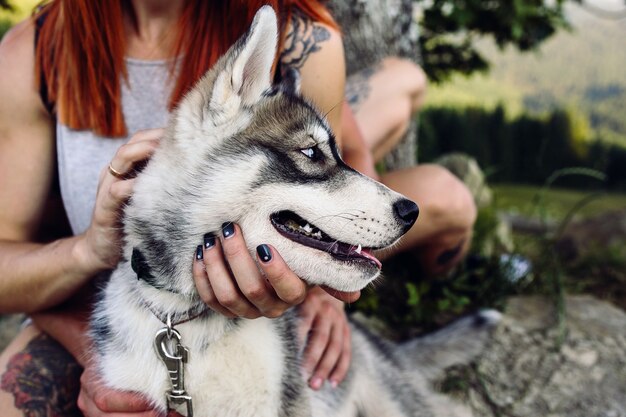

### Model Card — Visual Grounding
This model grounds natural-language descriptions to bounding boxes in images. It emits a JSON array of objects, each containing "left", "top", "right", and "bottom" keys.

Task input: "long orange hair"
[{"left": 35, "top": 0, "right": 337, "bottom": 137}]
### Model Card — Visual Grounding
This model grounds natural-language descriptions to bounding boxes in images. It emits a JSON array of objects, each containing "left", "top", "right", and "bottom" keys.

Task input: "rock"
[
  {"left": 0, "top": 314, "right": 24, "bottom": 352},
  {"left": 441, "top": 295, "right": 626, "bottom": 417},
  {"left": 556, "top": 209, "right": 626, "bottom": 262},
  {"left": 436, "top": 152, "right": 493, "bottom": 209}
]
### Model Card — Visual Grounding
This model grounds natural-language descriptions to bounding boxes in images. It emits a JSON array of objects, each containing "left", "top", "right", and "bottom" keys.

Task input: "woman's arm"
[
  {"left": 0, "top": 20, "right": 94, "bottom": 313},
  {"left": 0, "top": 21, "right": 160, "bottom": 314}
]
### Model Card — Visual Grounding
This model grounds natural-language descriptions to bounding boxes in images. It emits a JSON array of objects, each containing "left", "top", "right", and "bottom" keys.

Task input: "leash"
[{"left": 131, "top": 247, "right": 205, "bottom": 417}]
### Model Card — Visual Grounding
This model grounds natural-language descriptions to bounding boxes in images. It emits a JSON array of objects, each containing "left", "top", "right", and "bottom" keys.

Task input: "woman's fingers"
[
  {"left": 256, "top": 244, "right": 307, "bottom": 306},
  {"left": 108, "top": 137, "right": 160, "bottom": 179},
  {"left": 201, "top": 230, "right": 261, "bottom": 319},
  {"left": 192, "top": 223, "right": 309, "bottom": 319},
  {"left": 192, "top": 245, "right": 236, "bottom": 318},
  {"left": 219, "top": 223, "right": 290, "bottom": 317}
]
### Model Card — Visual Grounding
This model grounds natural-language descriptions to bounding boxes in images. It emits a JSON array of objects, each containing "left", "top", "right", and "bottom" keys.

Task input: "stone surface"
[
  {"left": 556, "top": 209, "right": 626, "bottom": 262},
  {"left": 0, "top": 314, "right": 24, "bottom": 352},
  {"left": 442, "top": 295, "right": 626, "bottom": 417}
]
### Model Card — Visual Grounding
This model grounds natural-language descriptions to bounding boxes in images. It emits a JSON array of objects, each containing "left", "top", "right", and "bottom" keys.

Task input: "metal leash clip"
[{"left": 154, "top": 315, "right": 193, "bottom": 417}]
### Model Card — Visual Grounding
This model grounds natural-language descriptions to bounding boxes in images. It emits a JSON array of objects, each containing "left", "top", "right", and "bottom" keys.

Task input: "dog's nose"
[{"left": 393, "top": 198, "right": 419, "bottom": 232}]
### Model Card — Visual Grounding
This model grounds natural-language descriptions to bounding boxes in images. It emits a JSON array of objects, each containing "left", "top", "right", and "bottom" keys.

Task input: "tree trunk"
[{"left": 328, "top": 0, "right": 421, "bottom": 169}]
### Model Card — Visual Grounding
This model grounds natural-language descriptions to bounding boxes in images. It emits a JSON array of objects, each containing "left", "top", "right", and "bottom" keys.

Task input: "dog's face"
[{"left": 127, "top": 7, "right": 418, "bottom": 294}]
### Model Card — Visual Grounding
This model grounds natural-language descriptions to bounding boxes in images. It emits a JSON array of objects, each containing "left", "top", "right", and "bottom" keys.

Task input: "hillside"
[{"left": 426, "top": 2, "right": 626, "bottom": 146}]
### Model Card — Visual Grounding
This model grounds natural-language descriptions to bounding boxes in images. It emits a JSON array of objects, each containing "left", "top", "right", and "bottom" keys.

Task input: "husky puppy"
[{"left": 91, "top": 6, "right": 499, "bottom": 417}]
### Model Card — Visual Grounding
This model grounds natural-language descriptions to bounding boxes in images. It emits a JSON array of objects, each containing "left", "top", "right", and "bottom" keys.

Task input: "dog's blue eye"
[{"left": 300, "top": 146, "right": 319, "bottom": 160}]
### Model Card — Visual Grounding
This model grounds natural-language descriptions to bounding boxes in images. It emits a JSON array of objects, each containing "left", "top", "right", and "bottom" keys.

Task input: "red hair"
[{"left": 35, "top": 0, "right": 337, "bottom": 137}]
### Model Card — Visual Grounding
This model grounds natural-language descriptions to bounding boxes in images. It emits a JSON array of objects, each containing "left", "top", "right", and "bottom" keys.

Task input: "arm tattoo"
[
  {"left": 1, "top": 333, "right": 82, "bottom": 417},
  {"left": 345, "top": 63, "right": 382, "bottom": 112},
  {"left": 280, "top": 9, "right": 331, "bottom": 71}
]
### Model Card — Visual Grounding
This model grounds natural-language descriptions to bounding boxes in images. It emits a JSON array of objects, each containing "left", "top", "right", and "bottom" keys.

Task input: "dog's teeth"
[
  {"left": 302, "top": 223, "right": 313, "bottom": 233},
  {"left": 355, "top": 244, "right": 362, "bottom": 254}
]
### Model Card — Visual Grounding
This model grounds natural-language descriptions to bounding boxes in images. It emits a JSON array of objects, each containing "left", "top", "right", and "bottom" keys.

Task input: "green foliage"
[
  {"left": 418, "top": 105, "right": 626, "bottom": 190},
  {"left": 0, "top": 0, "right": 12, "bottom": 11},
  {"left": 0, "top": 0, "right": 39, "bottom": 39},
  {"left": 417, "top": 0, "right": 578, "bottom": 81},
  {"left": 426, "top": 10, "right": 626, "bottom": 151}
]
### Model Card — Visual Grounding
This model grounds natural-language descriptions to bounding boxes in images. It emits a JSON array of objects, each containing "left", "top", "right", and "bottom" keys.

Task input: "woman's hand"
[
  {"left": 192, "top": 222, "right": 359, "bottom": 319},
  {"left": 76, "top": 129, "right": 162, "bottom": 273},
  {"left": 192, "top": 227, "right": 357, "bottom": 389},
  {"left": 298, "top": 287, "right": 353, "bottom": 390}
]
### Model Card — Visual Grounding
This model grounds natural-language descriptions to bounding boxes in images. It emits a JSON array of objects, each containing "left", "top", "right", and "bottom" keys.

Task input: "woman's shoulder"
[
  {"left": 279, "top": 8, "right": 343, "bottom": 72},
  {"left": 0, "top": 18, "right": 36, "bottom": 61},
  {"left": 0, "top": 17, "right": 50, "bottom": 122},
  {"left": 0, "top": 18, "right": 38, "bottom": 92}
]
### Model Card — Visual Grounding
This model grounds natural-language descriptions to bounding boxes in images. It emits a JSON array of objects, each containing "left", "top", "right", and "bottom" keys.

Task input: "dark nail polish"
[
  {"left": 256, "top": 244, "right": 272, "bottom": 263},
  {"left": 203, "top": 232, "right": 216, "bottom": 249},
  {"left": 195, "top": 245, "right": 203, "bottom": 261},
  {"left": 222, "top": 222, "right": 235, "bottom": 238}
]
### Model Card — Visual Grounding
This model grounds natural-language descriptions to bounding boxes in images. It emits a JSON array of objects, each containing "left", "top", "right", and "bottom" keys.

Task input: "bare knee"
[{"left": 423, "top": 165, "right": 477, "bottom": 232}]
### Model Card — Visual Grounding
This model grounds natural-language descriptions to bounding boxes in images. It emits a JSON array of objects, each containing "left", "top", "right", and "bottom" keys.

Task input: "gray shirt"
[{"left": 57, "top": 58, "right": 173, "bottom": 234}]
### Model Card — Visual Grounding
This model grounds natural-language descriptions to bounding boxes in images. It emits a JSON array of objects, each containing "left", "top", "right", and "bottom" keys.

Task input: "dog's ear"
[
  {"left": 210, "top": 6, "right": 278, "bottom": 109},
  {"left": 280, "top": 68, "right": 301, "bottom": 96}
]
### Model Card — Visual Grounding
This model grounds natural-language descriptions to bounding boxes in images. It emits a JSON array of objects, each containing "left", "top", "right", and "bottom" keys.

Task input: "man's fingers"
[
  {"left": 302, "top": 313, "right": 332, "bottom": 379},
  {"left": 329, "top": 323, "right": 352, "bottom": 386},
  {"left": 321, "top": 286, "right": 361, "bottom": 303},
  {"left": 309, "top": 319, "right": 344, "bottom": 389}
]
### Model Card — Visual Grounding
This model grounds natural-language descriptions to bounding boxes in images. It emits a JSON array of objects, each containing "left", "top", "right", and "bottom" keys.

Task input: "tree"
[
  {"left": 329, "top": 0, "right": 589, "bottom": 167},
  {"left": 418, "top": 0, "right": 582, "bottom": 82}
]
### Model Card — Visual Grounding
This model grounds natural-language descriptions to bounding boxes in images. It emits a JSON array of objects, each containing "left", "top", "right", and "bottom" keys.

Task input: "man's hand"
[{"left": 298, "top": 287, "right": 354, "bottom": 390}]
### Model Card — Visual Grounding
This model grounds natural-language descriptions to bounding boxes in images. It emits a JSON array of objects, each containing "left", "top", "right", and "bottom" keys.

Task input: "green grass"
[{"left": 492, "top": 183, "right": 626, "bottom": 221}]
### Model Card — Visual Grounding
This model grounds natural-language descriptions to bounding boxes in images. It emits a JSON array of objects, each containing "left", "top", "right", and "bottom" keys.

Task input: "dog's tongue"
[{"left": 349, "top": 246, "right": 382, "bottom": 269}]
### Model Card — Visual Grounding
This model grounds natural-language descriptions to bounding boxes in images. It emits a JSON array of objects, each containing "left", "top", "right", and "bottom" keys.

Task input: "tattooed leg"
[
  {"left": 1, "top": 328, "right": 82, "bottom": 417},
  {"left": 345, "top": 64, "right": 382, "bottom": 112}
]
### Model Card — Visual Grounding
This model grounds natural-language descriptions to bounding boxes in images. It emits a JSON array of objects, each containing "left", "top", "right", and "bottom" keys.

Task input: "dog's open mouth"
[{"left": 270, "top": 211, "right": 382, "bottom": 269}]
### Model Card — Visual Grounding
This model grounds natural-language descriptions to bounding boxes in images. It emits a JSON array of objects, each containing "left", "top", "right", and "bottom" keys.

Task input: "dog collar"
[{"left": 144, "top": 300, "right": 211, "bottom": 327}]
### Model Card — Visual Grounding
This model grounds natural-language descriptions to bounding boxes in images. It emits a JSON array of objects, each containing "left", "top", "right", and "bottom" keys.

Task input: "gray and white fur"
[{"left": 92, "top": 7, "right": 499, "bottom": 417}]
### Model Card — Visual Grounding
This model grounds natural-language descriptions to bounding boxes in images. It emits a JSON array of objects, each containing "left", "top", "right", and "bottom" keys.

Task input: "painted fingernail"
[
  {"left": 222, "top": 222, "right": 235, "bottom": 238},
  {"left": 310, "top": 377, "right": 323, "bottom": 390},
  {"left": 195, "top": 245, "right": 203, "bottom": 261},
  {"left": 203, "top": 232, "right": 216, "bottom": 249},
  {"left": 256, "top": 244, "right": 272, "bottom": 263}
]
